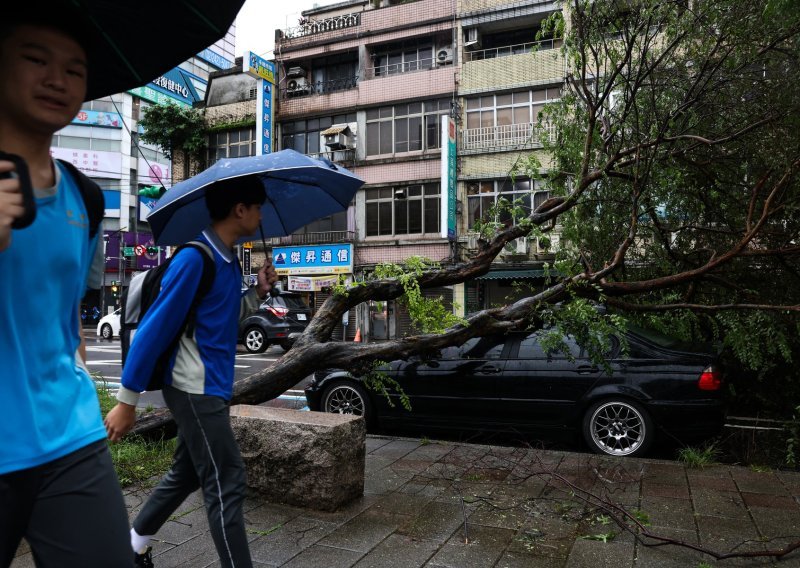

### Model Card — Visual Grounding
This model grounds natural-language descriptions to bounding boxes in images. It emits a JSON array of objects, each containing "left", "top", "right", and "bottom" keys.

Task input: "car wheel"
[
  {"left": 278, "top": 340, "right": 293, "bottom": 352},
  {"left": 321, "top": 380, "right": 374, "bottom": 426},
  {"left": 101, "top": 323, "right": 113, "bottom": 340},
  {"left": 583, "top": 399, "right": 653, "bottom": 457},
  {"left": 244, "top": 327, "right": 268, "bottom": 353}
]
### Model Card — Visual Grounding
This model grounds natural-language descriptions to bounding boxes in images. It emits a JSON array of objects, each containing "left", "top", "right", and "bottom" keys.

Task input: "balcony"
[
  {"left": 461, "top": 122, "right": 556, "bottom": 152},
  {"left": 461, "top": 46, "right": 565, "bottom": 94},
  {"left": 279, "top": 76, "right": 359, "bottom": 101},
  {"left": 280, "top": 12, "right": 361, "bottom": 41},
  {"left": 364, "top": 57, "right": 435, "bottom": 80},
  {"left": 465, "top": 38, "right": 561, "bottom": 62},
  {"left": 264, "top": 230, "right": 355, "bottom": 247}
]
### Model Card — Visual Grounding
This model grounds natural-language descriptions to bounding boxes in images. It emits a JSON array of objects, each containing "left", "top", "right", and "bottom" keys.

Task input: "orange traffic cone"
[{"left": 353, "top": 328, "right": 362, "bottom": 342}]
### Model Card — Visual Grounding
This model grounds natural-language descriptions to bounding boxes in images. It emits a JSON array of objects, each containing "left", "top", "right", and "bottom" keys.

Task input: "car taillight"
[
  {"left": 698, "top": 366, "right": 722, "bottom": 391},
  {"left": 266, "top": 306, "right": 289, "bottom": 318}
]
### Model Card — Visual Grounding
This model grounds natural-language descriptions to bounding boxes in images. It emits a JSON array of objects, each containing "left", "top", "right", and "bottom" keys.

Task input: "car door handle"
[
  {"left": 577, "top": 365, "right": 599, "bottom": 374},
  {"left": 477, "top": 365, "right": 501, "bottom": 374}
]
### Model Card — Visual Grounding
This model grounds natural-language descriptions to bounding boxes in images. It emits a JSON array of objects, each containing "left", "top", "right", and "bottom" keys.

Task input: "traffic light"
[
  {"left": 110, "top": 281, "right": 119, "bottom": 298},
  {"left": 139, "top": 185, "right": 166, "bottom": 199}
]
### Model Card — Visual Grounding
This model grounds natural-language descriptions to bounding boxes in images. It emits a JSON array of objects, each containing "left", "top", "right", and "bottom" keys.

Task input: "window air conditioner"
[
  {"left": 464, "top": 28, "right": 481, "bottom": 50},
  {"left": 436, "top": 47, "right": 454, "bottom": 65},
  {"left": 286, "top": 66, "right": 306, "bottom": 78},
  {"left": 514, "top": 237, "right": 529, "bottom": 255},
  {"left": 287, "top": 76, "right": 311, "bottom": 93}
]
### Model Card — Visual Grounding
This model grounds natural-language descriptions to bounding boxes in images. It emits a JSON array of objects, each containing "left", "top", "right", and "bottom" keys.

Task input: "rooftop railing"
[{"left": 281, "top": 12, "right": 361, "bottom": 40}]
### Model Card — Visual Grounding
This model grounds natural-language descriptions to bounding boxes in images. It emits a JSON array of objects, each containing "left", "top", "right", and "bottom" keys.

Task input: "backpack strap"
[
  {"left": 174, "top": 240, "right": 216, "bottom": 339},
  {"left": 56, "top": 159, "right": 104, "bottom": 239}
]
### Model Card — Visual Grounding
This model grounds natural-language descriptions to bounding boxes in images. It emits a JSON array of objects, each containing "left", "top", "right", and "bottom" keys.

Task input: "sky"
[{"left": 235, "top": 0, "right": 344, "bottom": 59}]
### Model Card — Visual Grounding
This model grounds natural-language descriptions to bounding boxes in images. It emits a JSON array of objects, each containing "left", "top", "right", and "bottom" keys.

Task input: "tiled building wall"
[
  {"left": 460, "top": 150, "right": 552, "bottom": 179},
  {"left": 205, "top": 101, "right": 255, "bottom": 127},
  {"left": 460, "top": 50, "right": 565, "bottom": 94},
  {"left": 352, "top": 157, "right": 442, "bottom": 185},
  {"left": 356, "top": 242, "right": 451, "bottom": 266}
]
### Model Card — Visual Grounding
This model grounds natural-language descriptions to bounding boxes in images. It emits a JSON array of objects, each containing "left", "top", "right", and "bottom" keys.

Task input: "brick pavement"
[{"left": 12, "top": 435, "right": 800, "bottom": 567}]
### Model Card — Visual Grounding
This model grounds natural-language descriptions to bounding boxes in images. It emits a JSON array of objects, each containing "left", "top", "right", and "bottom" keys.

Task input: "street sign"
[
  {"left": 134, "top": 245, "right": 146, "bottom": 256},
  {"left": 242, "top": 241, "right": 253, "bottom": 249},
  {"left": 123, "top": 247, "right": 135, "bottom": 257}
]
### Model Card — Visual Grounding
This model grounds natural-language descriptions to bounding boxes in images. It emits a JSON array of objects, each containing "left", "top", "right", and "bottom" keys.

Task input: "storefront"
[{"left": 273, "top": 243, "right": 356, "bottom": 341}]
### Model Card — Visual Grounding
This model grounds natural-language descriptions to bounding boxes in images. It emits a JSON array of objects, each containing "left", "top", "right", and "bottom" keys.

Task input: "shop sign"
[{"left": 273, "top": 243, "right": 353, "bottom": 275}]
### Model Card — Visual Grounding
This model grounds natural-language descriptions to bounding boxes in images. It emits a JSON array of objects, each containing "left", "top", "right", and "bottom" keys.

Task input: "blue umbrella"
[{"left": 147, "top": 150, "right": 364, "bottom": 246}]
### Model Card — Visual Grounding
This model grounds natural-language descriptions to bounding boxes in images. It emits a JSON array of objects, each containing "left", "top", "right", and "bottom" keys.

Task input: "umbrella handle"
[
  {"left": 0, "top": 152, "right": 36, "bottom": 229},
  {"left": 259, "top": 225, "right": 280, "bottom": 297}
]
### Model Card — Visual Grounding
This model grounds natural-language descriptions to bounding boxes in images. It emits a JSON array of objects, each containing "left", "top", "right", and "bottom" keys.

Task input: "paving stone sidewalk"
[{"left": 12, "top": 435, "right": 800, "bottom": 567}]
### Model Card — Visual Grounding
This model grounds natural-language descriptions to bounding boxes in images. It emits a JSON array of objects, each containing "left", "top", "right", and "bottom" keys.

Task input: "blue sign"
[
  {"left": 273, "top": 244, "right": 353, "bottom": 275},
  {"left": 196, "top": 48, "right": 233, "bottom": 70},
  {"left": 149, "top": 67, "right": 201, "bottom": 106},
  {"left": 259, "top": 80, "right": 272, "bottom": 154}
]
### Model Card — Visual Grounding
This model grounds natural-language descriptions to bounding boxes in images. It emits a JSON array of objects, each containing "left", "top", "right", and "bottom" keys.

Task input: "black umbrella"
[{"left": 13, "top": 1, "right": 245, "bottom": 100}]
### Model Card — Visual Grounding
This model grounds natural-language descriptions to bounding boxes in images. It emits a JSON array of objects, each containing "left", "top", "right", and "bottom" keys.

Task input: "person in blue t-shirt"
[
  {"left": 0, "top": 10, "right": 133, "bottom": 568},
  {"left": 104, "top": 176, "right": 278, "bottom": 568}
]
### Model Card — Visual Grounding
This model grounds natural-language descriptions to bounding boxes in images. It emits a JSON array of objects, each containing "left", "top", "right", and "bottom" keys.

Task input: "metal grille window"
[
  {"left": 365, "top": 183, "right": 440, "bottom": 237},
  {"left": 466, "top": 179, "right": 550, "bottom": 228},
  {"left": 372, "top": 41, "right": 434, "bottom": 76},
  {"left": 366, "top": 99, "right": 450, "bottom": 157},
  {"left": 207, "top": 127, "right": 256, "bottom": 165}
]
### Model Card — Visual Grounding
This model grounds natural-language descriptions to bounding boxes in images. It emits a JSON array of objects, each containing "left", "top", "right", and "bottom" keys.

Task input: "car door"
[
  {"left": 498, "top": 332, "right": 606, "bottom": 427},
  {"left": 384, "top": 335, "right": 508, "bottom": 426}
]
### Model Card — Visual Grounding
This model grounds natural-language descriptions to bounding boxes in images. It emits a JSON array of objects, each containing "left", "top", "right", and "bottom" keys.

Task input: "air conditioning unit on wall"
[
  {"left": 436, "top": 47, "right": 454, "bottom": 65},
  {"left": 464, "top": 28, "right": 481, "bottom": 50},
  {"left": 286, "top": 66, "right": 306, "bottom": 78},
  {"left": 287, "top": 76, "right": 311, "bottom": 93}
]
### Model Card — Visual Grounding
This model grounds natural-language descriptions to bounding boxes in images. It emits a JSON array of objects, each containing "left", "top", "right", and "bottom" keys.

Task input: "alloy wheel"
[
  {"left": 324, "top": 385, "right": 365, "bottom": 416},
  {"left": 588, "top": 401, "right": 647, "bottom": 456}
]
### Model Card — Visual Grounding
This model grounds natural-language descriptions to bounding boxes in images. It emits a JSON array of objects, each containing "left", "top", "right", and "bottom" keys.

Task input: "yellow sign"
[
  {"left": 242, "top": 241, "right": 253, "bottom": 249},
  {"left": 244, "top": 52, "right": 276, "bottom": 84}
]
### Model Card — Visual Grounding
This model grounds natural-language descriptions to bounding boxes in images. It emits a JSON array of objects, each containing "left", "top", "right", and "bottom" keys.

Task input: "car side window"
[
  {"left": 518, "top": 332, "right": 582, "bottom": 359},
  {"left": 460, "top": 336, "right": 505, "bottom": 360}
]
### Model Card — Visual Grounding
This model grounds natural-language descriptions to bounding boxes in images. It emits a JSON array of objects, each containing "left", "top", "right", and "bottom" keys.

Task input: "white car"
[{"left": 97, "top": 309, "right": 121, "bottom": 340}]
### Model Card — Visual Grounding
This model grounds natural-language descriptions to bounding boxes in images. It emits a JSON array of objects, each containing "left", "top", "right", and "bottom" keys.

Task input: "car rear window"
[
  {"left": 627, "top": 325, "right": 700, "bottom": 352},
  {"left": 274, "top": 295, "right": 308, "bottom": 310}
]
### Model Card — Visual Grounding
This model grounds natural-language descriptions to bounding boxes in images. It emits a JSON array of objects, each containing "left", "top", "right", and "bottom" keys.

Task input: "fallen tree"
[{"left": 131, "top": 0, "right": 800, "bottom": 440}]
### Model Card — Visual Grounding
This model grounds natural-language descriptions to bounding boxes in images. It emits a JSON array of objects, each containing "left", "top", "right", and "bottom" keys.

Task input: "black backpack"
[{"left": 120, "top": 241, "right": 216, "bottom": 391}]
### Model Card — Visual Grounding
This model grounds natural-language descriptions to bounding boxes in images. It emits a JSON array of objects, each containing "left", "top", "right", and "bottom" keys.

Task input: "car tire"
[
  {"left": 278, "top": 340, "right": 293, "bottom": 352},
  {"left": 321, "top": 380, "right": 374, "bottom": 426},
  {"left": 583, "top": 399, "right": 654, "bottom": 457},
  {"left": 244, "top": 326, "right": 268, "bottom": 353},
  {"left": 101, "top": 323, "right": 113, "bottom": 340}
]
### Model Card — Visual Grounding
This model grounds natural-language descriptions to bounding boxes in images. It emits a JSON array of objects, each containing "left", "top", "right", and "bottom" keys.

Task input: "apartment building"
[{"left": 272, "top": 0, "right": 458, "bottom": 340}]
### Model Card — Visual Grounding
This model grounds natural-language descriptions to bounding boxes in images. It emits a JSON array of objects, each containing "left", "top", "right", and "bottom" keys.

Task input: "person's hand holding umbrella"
[{"left": 255, "top": 259, "right": 279, "bottom": 300}]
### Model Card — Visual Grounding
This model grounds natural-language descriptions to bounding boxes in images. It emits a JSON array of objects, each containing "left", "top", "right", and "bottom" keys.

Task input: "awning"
[
  {"left": 321, "top": 124, "right": 351, "bottom": 136},
  {"left": 476, "top": 269, "right": 546, "bottom": 280}
]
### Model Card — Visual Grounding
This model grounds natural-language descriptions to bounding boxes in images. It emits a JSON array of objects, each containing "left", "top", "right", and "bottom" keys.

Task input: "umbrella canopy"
[
  {"left": 13, "top": 1, "right": 244, "bottom": 100},
  {"left": 147, "top": 150, "right": 364, "bottom": 246}
]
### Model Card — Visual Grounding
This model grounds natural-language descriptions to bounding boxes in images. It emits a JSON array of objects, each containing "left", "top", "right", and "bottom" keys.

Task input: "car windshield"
[{"left": 264, "top": 295, "right": 308, "bottom": 310}]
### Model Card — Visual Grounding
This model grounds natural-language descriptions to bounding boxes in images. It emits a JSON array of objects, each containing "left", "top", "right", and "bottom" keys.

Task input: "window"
[
  {"left": 365, "top": 183, "right": 440, "bottom": 237},
  {"left": 366, "top": 99, "right": 450, "bottom": 156},
  {"left": 372, "top": 40, "right": 434, "bottom": 76},
  {"left": 459, "top": 336, "right": 506, "bottom": 359},
  {"left": 207, "top": 128, "right": 256, "bottom": 165},
  {"left": 465, "top": 87, "right": 561, "bottom": 130},
  {"left": 52, "top": 134, "right": 121, "bottom": 153},
  {"left": 466, "top": 178, "right": 550, "bottom": 227},
  {"left": 81, "top": 97, "right": 122, "bottom": 113},
  {"left": 281, "top": 113, "right": 356, "bottom": 156}
]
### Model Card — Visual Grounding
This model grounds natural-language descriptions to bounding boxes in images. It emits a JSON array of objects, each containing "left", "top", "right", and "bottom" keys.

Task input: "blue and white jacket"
[{"left": 117, "top": 229, "right": 254, "bottom": 405}]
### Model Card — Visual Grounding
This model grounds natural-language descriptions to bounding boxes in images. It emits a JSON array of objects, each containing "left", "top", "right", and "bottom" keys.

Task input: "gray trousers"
[
  {"left": 0, "top": 439, "right": 133, "bottom": 568},
  {"left": 133, "top": 385, "right": 252, "bottom": 568}
]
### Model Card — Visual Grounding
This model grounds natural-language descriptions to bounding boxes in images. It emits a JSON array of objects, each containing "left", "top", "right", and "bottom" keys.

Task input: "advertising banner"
[
  {"left": 244, "top": 52, "right": 275, "bottom": 156},
  {"left": 440, "top": 117, "right": 457, "bottom": 240},
  {"left": 71, "top": 109, "right": 122, "bottom": 128},
  {"left": 50, "top": 147, "right": 122, "bottom": 177}
]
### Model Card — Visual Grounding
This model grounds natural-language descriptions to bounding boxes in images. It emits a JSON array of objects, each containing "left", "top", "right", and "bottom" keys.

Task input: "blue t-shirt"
[{"left": 0, "top": 162, "right": 105, "bottom": 475}]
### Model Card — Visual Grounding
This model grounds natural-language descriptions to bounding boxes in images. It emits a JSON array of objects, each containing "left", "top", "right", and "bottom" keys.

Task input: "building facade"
[{"left": 266, "top": 0, "right": 564, "bottom": 340}]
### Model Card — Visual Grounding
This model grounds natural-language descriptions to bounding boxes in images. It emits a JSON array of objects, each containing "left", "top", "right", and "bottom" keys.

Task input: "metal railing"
[
  {"left": 364, "top": 57, "right": 435, "bottom": 79},
  {"left": 466, "top": 39, "right": 559, "bottom": 62},
  {"left": 279, "top": 76, "right": 358, "bottom": 100},
  {"left": 281, "top": 13, "right": 361, "bottom": 39},
  {"left": 264, "top": 231, "right": 355, "bottom": 247},
  {"left": 307, "top": 149, "right": 356, "bottom": 164},
  {"left": 461, "top": 122, "right": 556, "bottom": 151}
]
